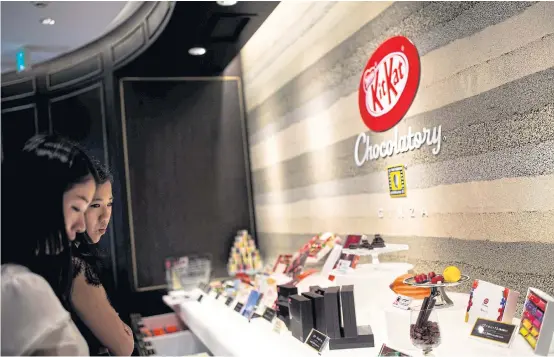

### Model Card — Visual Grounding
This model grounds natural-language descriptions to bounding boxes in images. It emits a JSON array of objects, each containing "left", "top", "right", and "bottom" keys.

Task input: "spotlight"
[
  {"left": 41, "top": 18, "right": 55, "bottom": 25},
  {"left": 188, "top": 47, "right": 206, "bottom": 56},
  {"left": 217, "top": 1, "right": 237, "bottom": 6}
]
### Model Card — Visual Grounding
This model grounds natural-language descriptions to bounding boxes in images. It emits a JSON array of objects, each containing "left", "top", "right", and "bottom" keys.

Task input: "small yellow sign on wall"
[{"left": 388, "top": 165, "right": 407, "bottom": 198}]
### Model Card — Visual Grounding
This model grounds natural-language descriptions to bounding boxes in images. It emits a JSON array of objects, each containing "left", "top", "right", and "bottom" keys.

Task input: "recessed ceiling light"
[
  {"left": 41, "top": 18, "right": 55, "bottom": 25},
  {"left": 188, "top": 47, "right": 206, "bottom": 56},
  {"left": 217, "top": 1, "right": 237, "bottom": 6}
]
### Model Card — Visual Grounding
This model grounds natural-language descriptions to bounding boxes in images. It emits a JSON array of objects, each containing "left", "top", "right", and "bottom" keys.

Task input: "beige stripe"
[
  {"left": 242, "top": 2, "right": 393, "bottom": 112},
  {"left": 249, "top": 3, "right": 554, "bottom": 170},
  {"left": 254, "top": 175, "right": 554, "bottom": 242},
  {"left": 256, "top": 212, "right": 554, "bottom": 244}
]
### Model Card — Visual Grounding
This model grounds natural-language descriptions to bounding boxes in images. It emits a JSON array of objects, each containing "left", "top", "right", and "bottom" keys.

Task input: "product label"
[
  {"left": 378, "top": 344, "right": 411, "bottom": 356},
  {"left": 393, "top": 295, "right": 412, "bottom": 310},
  {"left": 273, "top": 318, "right": 286, "bottom": 334},
  {"left": 305, "top": 328, "right": 329, "bottom": 354},
  {"left": 470, "top": 318, "right": 516, "bottom": 346},
  {"left": 262, "top": 307, "right": 276, "bottom": 323},
  {"left": 234, "top": 302, "right": 244, "bottom": 313}
]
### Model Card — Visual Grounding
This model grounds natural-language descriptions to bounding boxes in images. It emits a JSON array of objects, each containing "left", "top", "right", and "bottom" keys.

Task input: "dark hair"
[
  {"left": 93, "top": 159, "right": 113, "bottom": 185},
  {"left": 1, "top": 134, "right": 99, "bottom": 309}
]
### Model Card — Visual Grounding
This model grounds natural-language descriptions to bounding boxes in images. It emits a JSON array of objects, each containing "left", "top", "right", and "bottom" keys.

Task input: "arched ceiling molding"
[{"left": 1, "top": 1, "right": 175, "bottom": 100}]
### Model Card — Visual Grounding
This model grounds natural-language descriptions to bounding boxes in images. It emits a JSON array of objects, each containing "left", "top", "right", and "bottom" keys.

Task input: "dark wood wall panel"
[
  {"left": 1, "top": 104, "right": 39, "bottom": 160},
  {"left": 1, "top": 78, "right": 36, "bottom": 102},
  {"left": 121, "top": 78, "right": 252, "bottom": 290},
  {"left": 49, "top": 84, "right": 107, "bottom": 163}
]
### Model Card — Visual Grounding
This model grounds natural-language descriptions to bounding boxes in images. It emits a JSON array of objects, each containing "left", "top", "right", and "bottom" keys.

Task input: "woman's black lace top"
[{"left": 71, "top": 240, "right": 109, "bottom": 356}]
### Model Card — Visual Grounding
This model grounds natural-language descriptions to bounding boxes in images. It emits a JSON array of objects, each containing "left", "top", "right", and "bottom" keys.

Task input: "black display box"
[
  {"left": 302, "top": 291, "right": 325, "bottom": 333},
  {"left": 340, "top": 285, "right": 357, "bottom": 338},
  {"left": 329, "top": 325, "right": 374, "bottom": 350},
  {"left": 289, "top": 294, "right": 313, "bottom": 342},
  {"left": 322, "top": 286, "right": 341, "bottom": 339}
]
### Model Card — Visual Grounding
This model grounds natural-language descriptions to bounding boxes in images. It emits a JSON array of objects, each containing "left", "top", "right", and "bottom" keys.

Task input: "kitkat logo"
[{"left": 358, "top": 36, "right": 420, "bottom": 132}]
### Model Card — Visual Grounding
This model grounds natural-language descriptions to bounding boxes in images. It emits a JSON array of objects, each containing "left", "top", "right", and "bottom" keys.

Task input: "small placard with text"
[
  {"left": 305, "top": 329, "right": 329, "bottom": 354},
  {"left": 470, "top": 318, "right": 516, "bottom": 347},
  {"left": 393, "top": 295, "right": 412, "bottom": 310},
  {"left": 262, "top": 307, "right": 276, "bottom": 322},
  {"left": 234, "top": 302, "right": 244, "bottom": 313}
]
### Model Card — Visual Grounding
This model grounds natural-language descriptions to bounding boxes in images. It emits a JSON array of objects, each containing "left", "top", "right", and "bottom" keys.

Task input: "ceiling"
[
  {"left": 118, "top": 1, "right": 280, "bottom": 77},
  {"left": 1, "top": 1, "right": 143, "bottom": 73}
]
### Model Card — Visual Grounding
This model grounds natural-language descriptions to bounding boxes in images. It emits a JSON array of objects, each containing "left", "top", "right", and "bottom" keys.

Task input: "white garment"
[{"left": 1, "top": 264, "right": 89, "bottom": 356}]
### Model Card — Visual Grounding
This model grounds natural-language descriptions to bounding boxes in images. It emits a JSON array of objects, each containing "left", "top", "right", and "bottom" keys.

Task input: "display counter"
[{"left": 164, "top": 288, "right": 553, "bottom": 357}]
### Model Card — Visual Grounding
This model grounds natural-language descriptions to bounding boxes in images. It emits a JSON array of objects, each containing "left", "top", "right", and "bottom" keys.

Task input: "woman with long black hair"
[
  {"left": 71, "top": 162, "right": 134, "bottom": 356},
  {"left": 1, "top": 134, "right": 98, "bottom": 355}
]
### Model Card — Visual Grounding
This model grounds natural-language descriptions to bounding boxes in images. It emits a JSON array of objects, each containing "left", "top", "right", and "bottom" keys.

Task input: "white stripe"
[
  {"left": 242, "top": 2, "right": 336, "bottom": 88},
  {"left": 255, "top": 174, "right": 554, "bottom": 219},
  {"left": 243, "top": 2, "right": 393, "bottom": 112},
  {"left": 240, "top": 2, "right": 316, "bottom": 72},
  {"left": 249, "top": 3, "right": 554, "bottom": 171}
]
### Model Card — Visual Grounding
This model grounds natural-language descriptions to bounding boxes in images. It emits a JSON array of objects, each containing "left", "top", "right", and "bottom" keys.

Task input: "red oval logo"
[{"left": 358, "top": 36, "right": 420, "bottom": 132}]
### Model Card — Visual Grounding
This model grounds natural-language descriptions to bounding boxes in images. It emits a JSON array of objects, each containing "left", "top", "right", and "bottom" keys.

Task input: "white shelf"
[
  {"left": 164, "top": 290, "right": 551, "bottom": 357},
  {"left": 330, "top": 262, "right": 414, "bottom": 277},
  {"left": 342, "top": 243, "right": 408, "bottom": 263}
]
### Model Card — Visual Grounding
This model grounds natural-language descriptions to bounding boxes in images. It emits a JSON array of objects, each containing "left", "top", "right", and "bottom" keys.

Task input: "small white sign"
[
  {"left": 393, "top": 295, "right": 412, "bottom": 310},
  {"left": 336, "top": 259, "right": 352, "bottom": 273},
  {"left": 273, "top": 318, "right": 286, "bottom": 334}
]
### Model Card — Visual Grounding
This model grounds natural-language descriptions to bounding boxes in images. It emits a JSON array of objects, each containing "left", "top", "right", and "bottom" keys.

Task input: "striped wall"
[{"left": 239, "top": 2, "right": 554, "bottom": 303}]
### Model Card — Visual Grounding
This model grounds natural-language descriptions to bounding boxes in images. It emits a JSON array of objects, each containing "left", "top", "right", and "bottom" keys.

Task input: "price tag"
[
  {"left": 393, "top": 295, "right": 412, "bottom": 310},
  {"left": 262, "top": 307, "right": 276, "bottom": 322},
  {"left": 470, "top": 318, "right": 516, "bottom": 347},
  {"left": 305, "top": 328, "right": 329, "bottom": 354},
  {"left": 336, "top": 259, "right": 352, "bottom": 273},
  {"left": 215, "top": 293, "right": 221, "bottom": 300},
  {"left": 377, "top": 344, "right": 411, "bottom": 356},
  {"left": 197, "top": 294, "right": 204, "bottom": 302},
  {"left": 234, "top": 302, "right": 244, "bottom": 312},
  {"left": 273, "top": 318, "right": 286, "bottom": 334},
  {"left": 225, "top": 297, "right": 234, "bottom": 306}
]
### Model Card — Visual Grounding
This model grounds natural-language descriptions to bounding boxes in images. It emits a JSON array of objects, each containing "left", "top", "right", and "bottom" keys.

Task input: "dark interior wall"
[{"left": 120, "top": 76, "right": 252, "bottom": 289}]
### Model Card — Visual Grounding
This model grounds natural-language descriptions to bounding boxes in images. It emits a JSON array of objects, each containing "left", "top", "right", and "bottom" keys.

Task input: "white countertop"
[{"left": 165, "top": 289, "right": 552, "bottom": 357}]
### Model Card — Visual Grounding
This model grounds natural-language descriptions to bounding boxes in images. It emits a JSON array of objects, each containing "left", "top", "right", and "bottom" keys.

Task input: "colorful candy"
[
  {"left": 528, "top": 293, "right": 547, "bottom": 311},
  {"left": 522, "top": 319, "right": 533, "bottom": 330},
  {"left": 525, "top": 334, "right": 537, "bottom": 349}
]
